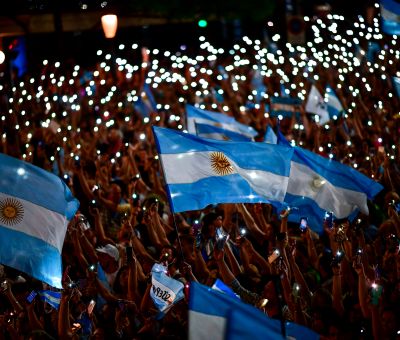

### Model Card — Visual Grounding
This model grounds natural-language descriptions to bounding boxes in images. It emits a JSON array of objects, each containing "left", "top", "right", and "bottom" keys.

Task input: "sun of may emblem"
[
  {"left": 0, "top": 198, "right": 24, "bottom": 226},
  {"left": 210, "top": 152, "right": 234, "bottom": 176}
]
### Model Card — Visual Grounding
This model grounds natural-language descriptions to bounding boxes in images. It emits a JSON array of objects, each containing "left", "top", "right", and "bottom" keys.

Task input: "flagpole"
[
  {"left": 272, "top": 274, "right": 286, "bottom": 338},
  {"left": 152, "top": 126, "right": 185, "bottom": 262}
]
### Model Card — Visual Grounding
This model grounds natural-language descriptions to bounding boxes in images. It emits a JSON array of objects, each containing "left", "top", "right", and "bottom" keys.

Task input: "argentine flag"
[
  {"left": 153, "top": 127, "right": 293, "bottom": 213},
  {"left": 39, "top": 290, "right": 61, "bottom": 309},
  {"left": 189, "top": 282, "right": 319, "bottom": 340},
  {"left": 186, "top": 105, "right": 257, "bottom": 140},
  {"left": 270, "top": 97, "right": 302, "bottom": 119},
  {"left": 305, "top": 85, "right": 329, "bottom": 125},
  {"left": 277, "top": 133, "right": 383, "bottom": 233},
  {"left": 325, "top": 86, "right": 344, "bottom": 121},
  {"left": 0, "top": 153, "right": 79, "bottom": 288},
  {"left": 134, "top": 83, "right": 157, "bottom": 117},
  {"left": 381, "top": 0, "right": 400, "bottom": 35},
  {"left": 150, "top": 263, "right": 184, "bottom": 314},
  {"left": 195, "top": 122, "right": 252, "bottom": 142}
]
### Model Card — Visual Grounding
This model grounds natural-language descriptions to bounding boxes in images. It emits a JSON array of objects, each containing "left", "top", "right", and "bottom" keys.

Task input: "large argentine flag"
[
  {"left": 195, "top": 122, "right": 252, "bottom": 141},
  {"left": 189, "top": 282, "right": 319, "bottom": 340},
  {"left": 277, "top": 133, "right": 383, "bottom": 233},
  {"left": 0, "top": 154, "right": 79, "bottom": 288},
  {"left": 381, "top": 0, "right": 400, "bottom": 35},
  {"left": 152, "top": 127, "right": 293, "bottom": 213},
  {"left": 186, "top": 105, "right": 257, "bottom": 140}
]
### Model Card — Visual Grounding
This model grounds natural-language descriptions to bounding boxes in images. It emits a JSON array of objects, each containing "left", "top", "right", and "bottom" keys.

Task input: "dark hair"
[
  {"left": 113, "top": 265, "right": 129, "bottom": 295},
  {"left": 201, "top": 212, "right": 219, "bottom": 236}
]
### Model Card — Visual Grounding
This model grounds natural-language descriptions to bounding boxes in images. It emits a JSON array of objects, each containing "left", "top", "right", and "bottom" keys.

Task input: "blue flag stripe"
[
  {"left": 167, "top": 175, "right": 273, "bottom": 212},
  {"left": 0, "top": 225, "right": 62, "bottom": 288}
]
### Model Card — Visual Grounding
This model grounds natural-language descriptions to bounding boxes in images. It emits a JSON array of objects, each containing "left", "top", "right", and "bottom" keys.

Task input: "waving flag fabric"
[
  {"left": 0, "top": 153, "right": 79, "bottom": 288},
  {"left": 325, "top": 86, "right": 344, "bottom": 120},
  {"left": 305, "top": 85, "right": 329, "bottom": 124},
  {"left": 195, "top": 122, "right": 252, "bottom": 141},
  {"left": 186, "top": 105, "right": 257, "bottom": 140},
  {"left": 270, "top": 97, "right": 302, "bottom": 118},
  {"left": 153, "top": 127, "right": 293, "bottom": 213},
  {"left": 381, "top": 0, "right": 400, "bottom": 35},
  {"left": 134, "top": 83, "right": 157, "bottom": 117},
  {"left": 150, "top": 263, "right": 184, "bottom": 313},
  {"left": 276, "top": 133, "right": 383, "bottom": 233},
  {"left": 189, "top": 281, "right": 319, "bottom": 340}
]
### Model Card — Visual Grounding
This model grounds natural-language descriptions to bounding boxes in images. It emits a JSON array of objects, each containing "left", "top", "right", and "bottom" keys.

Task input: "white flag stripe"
[
  {"left": 161, "top": 151, "right": 289, "bottom": 202},
  {"left": 161, "top": 152, "right": 230, "bottom": 183},
  {"left": 0, "top": 192, "right": 67, "bottom": 252},
  {"left": 188, "top": 310, "right": 226, "bottom": 340},
  {"left": 287, "top": 162, "right": 369, "bottom": 218},
  {"left": 196, "top": 133, "right": 227, "bottom": 140}
]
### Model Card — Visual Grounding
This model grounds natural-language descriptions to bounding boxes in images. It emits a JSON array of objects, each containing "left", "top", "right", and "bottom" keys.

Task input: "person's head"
[
  {"left": 96, "top": 244, "right": 119, "bottom": 273},
  {"left": 159, "top": 245, "right": 177, "bottom": 266},
  {"left": 179, "top": 234, "right": 196, "bottom": 262},
  {"left": 381, "top": 309, "right": 397, "bottom": 337},
  {"left": 107, "top": 127, "right": 122, "bottom": 143},
  {"left": 107, "top": 182, "right": 122, "bottom": 203},
  {"left": 113, "top": 265, "right": 129, "bottom": 295},
  {"left": 201, "top": 212, "right": 222, "bottom": 238}
]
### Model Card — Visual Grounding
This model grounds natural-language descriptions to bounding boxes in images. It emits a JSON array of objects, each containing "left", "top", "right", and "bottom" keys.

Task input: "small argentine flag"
[
  {"left": 186, "top": 105, "right": 257, "bottom": 140},
  {"left": 150, "top": 263, "right": 184, "bottom": 314},
  {"left": 39, "top": 290, "right": 61, "bottom": 309}
]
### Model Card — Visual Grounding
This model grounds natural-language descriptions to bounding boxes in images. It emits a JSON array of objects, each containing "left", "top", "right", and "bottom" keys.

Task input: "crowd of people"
[{"left": 0, "top": 8, "right": 400, "bottom": 340}]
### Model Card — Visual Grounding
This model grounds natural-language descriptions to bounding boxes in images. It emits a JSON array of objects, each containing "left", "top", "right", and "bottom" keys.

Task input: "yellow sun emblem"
[
  {"left": 0, "top": 198, "right": 24, "bottom": 226},
  {"left": 210, "top": 152, "right": 234, "bottom": 176}
]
